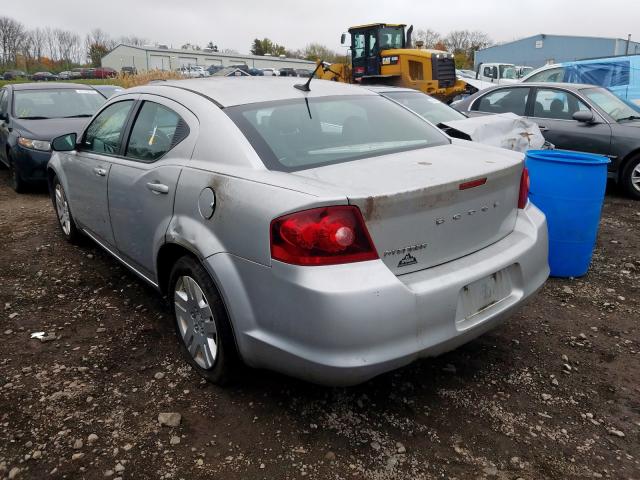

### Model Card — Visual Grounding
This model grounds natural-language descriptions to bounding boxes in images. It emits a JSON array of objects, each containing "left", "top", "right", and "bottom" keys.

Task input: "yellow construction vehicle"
[{"left": 318, "top": 23, "right": 467, "bottom": 102}]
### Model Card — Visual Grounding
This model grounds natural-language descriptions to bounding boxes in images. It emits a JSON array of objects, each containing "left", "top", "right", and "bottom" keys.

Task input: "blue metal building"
[{"left": 474, "top": 34, "right": 640, "bottom": 69}]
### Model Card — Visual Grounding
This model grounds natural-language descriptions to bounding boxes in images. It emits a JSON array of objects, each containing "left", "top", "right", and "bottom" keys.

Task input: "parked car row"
[
  {"left": 172, "top": 64, "right": 315, "bottom": 78},
  {"left": 17, "top": 76, "right": 549, "bottom": 387},
  {"left": 2, "top": 67, "right": 117, "bottom": 82}
]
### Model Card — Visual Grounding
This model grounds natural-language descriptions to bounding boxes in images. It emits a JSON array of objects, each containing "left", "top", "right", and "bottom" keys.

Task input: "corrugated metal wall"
[{"left": 474, "top": 34, "right": 640, "bottom": 68}]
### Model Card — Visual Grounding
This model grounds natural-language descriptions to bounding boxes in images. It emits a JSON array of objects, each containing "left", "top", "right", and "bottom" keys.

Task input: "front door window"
[{"left": 82, "top": 101, "right": 134, "bottom": 155}]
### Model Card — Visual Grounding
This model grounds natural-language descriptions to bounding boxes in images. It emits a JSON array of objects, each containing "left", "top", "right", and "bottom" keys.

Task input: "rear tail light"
[
  {"left": 518, "top": 167, "right": 530, "bottom": 209},
  {"left": 354, "top": 66, "right": 365, "bottom": 75},
  {"left": 270, "top": 206, "right": 378, "bottom": 266}
]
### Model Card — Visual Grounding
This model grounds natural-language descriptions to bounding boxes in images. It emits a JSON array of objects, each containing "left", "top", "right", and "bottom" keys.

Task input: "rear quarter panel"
[{"left": 168, "top": 163, "right": 346, "bottom": 266}]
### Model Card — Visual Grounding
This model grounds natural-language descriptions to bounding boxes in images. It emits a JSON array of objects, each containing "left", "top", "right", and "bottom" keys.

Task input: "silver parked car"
[{"left": 47, "top": 77, "right": 549, "bottom": 386}]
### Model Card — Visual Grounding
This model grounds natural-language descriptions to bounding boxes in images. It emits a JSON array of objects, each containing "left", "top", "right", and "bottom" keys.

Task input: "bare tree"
[
  {"left": 444, "top": 30, "right": 471, "bottom": 54},
  {"left": 467, "top": 30, "right": 492, "bottom": 52},
  {"left": 118, "top": 35, "right": 148, "bottom": 47},
  {"left": 55, "top": 29, "right": 82, "bottom": 68},
  {"left": 415, "top": 29, "right": 442, "bottom": 49},
  {"left": 0, "top": 16, "right": 26, "bottom": 67},
  {"left": 43, "top": 27, "right": 58, "bottom": 60},
  {"left": 30, "top": 27, "right": 47, "bottom": 61}
]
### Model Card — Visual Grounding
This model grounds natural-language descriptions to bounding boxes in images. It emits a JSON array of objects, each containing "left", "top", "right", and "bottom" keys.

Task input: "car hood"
[{"left": 12, "top": 117, "right": 90, "bottom": 141}]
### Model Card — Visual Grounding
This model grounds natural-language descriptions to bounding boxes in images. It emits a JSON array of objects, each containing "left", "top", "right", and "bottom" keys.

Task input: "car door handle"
[
  {"left": 93, "top": 167, "right": 107, "bottom": 176},
  {"left": 146, "top": 182, "right": 169, "bottom": 194}
]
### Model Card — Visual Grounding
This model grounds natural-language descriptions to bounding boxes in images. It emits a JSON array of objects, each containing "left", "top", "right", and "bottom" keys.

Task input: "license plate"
[{"left": 457, "top": 269, "right": 511, "bottom": 322}]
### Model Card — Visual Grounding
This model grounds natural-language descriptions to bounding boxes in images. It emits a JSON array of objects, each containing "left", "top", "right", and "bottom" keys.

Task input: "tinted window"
[
  {"left": 525, "top": 67, "right": 565, "bottom": 83},
  {"left": 226, "top": 95, "right": 449, "bottom": 171},
  {"left": 13, "top": 89, "right": 105, "bottom": 119},
  {"left": 125, "top": 102, "right": 189, "bottom": 161},
  {"left": 474, "top": 88, "right": 530, "bottom": 115},
  {"left": 383, "top": 91, "right": 465, "bottom": 125},
  {"left": 533, "top": 89, "right": 589, "bottom": 120},
  {"left": 82, "top": 101, "right": 134, "bottom": 155}
]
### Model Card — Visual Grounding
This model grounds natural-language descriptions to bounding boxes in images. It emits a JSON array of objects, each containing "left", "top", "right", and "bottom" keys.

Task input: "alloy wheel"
[
  {"left": 632, "top": 163, "right": 640, "bottom": 193},
  {"left": 54, "top": 184, "right": 71, "bottom": 236},
  {"left": 174, "top": 275, "right": 218, "bottom": 369}
]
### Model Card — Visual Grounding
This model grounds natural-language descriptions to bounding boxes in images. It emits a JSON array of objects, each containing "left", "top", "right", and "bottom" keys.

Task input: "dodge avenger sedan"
[{"left": 47, "top": 77, "right": 549, "bottom": 386}]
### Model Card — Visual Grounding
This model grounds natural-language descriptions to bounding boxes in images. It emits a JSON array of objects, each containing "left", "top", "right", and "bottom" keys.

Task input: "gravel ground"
[{"left": 0, "top": 171, "right": 638, "bottom": 480}]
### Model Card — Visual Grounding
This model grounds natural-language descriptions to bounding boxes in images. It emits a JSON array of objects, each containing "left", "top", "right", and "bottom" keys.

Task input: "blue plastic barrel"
[{"left": 525, "top": 150, "right": 610, "bottom": 278}]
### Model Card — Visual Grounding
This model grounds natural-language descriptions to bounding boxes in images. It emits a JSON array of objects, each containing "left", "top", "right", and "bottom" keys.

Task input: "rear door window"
[
  {"left": 125, "top": 101, "right": 189, "bottom": 162},
  {"left": 473, "top": 87, "right": 530, "bottom": 115}
]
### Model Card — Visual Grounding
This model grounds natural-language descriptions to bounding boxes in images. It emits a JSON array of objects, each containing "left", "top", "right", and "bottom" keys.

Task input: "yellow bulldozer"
[{"left": 318, "top": 23, "right": 467, "bottom": 102}]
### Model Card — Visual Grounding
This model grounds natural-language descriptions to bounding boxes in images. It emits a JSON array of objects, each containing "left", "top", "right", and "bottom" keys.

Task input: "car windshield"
[
  {"left": 13, "top": 89, "right": 105, "bottom": 119},
  {"left": 581, "top": 87, "right": 640, "bottom": 122},
  {"left": 226, "top": 95, "right": 448, "bottom": 171},
  {"left": 382, "top": 91, "right": 465, "bottom": 125},
  {"left": 500, "top": 65, "right": 517, "bottom": 80}
]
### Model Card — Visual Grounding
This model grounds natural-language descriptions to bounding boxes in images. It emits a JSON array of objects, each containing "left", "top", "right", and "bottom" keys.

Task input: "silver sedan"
[{"left": 47, "top": 77, "right": 549, "bottom": 386}]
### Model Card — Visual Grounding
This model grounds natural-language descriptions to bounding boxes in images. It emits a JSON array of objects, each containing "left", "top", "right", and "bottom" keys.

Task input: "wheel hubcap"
[
  {"left": 174, "top": 276, "right": 217, "bottom": 369},
  {"left": 632, "top": 164, "right": 640, "bottom": 192},
  {"left": 54, "top": 184, "right": 71, "bottom": 236}
]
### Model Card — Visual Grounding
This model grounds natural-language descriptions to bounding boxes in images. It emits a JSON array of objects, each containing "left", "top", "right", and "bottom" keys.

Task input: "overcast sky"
[{"left": 6, "top": 0, "right": 640, "bottom": 53}]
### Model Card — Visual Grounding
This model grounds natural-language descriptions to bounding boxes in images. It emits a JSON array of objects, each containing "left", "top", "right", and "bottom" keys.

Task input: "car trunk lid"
[{"left": 292, "top": 142, "right": 523, "bottom": 275}]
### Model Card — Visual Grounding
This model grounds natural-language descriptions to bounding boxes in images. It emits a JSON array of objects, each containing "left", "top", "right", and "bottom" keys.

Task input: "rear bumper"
[{"left": 205, "top": 202, "right": 549, "bottom": 386}]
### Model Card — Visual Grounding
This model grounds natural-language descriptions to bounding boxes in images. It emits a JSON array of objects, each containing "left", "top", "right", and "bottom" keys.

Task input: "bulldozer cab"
[{"left": 348, "top": 24, "right": 406, "bottom": 80}]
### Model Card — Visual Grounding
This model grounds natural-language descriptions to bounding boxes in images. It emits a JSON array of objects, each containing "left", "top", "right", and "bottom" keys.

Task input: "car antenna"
[{"left": 294, "top": 59, "right": 324, "bottom": 92}]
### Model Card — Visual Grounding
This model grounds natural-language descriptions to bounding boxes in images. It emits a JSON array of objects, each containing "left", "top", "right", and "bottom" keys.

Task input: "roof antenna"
[{"left": 294, "top": 59, "right": 325, "bottom": 92}]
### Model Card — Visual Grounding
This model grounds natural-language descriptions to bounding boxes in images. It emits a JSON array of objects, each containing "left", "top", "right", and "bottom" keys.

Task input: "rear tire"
[
  {"left": 168, "top": 256, "right": 240, "bottom": 385},
  {"left": 621, "top": 155, "right": 640, "bottom": 200},
  {"left": 50, "top": 175, "right": 82, "bottom": 243}
]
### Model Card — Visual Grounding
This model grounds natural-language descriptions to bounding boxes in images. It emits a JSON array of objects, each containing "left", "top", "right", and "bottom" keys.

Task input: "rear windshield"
[
  {"left": 13, "top": 89, "right": 106, "bottom": 119},
  {"left": 225, "top": 95, "right": 448, "bottom": 171},
  {"left": 382, "top": 91, "right": 466, "bottom": 125}
]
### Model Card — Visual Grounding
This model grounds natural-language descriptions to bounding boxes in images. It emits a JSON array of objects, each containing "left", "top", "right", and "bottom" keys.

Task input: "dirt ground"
[{"left": 0, "top": 170, "right": 638, "bottom": 480}]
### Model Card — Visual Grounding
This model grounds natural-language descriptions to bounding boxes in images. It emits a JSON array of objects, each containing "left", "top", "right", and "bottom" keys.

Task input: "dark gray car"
[{"left": 454, "top": 82, "right": 640, "bottom": 199}]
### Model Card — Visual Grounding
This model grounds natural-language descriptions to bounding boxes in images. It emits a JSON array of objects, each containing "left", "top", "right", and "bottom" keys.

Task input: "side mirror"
[
  {"left": 340, "top": 33, "right": 347, "bottom": 45},
  {"left": 573, "top": 110, "right": 595, "bottom": 123},
  {"left": 51, "top": 133, "right": 77, "bottom": 152}
]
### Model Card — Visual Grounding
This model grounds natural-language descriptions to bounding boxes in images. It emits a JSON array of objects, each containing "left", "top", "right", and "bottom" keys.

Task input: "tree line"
[
  {"left": 0, "top": 13, "right": 492, "bottom": 74},
  {"left": 413, "top": 28, "right": 492, "bottom": 68},
  {"left": 0, "top": 15, "right": 149, "bottom": 72}
]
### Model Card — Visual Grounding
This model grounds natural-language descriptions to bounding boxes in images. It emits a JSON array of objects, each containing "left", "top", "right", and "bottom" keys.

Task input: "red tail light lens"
[
  {"left": 271, "top": 206, "right": 378, "bottom": 266},
  {"left": 518, "top": 167, "right": 530, "bottom": 209},
  {"left": 354, "top": 66, "right": 365, "bottom": 75}
]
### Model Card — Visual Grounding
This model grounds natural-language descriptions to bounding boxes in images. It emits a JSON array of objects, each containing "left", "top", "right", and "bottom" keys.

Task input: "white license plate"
[{"left": 458, "top": 269, "right": 511, "bottom": 322}]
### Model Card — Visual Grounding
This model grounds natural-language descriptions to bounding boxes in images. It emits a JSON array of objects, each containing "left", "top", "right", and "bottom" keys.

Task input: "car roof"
[
  {"left": 10, "top": 82, "right": 97, "bottom": 91},
  {"left": 484, "top": 82, "right": 597, "bottom": 91},
  {"left": 362, "top": 85, "right": 421, "bottom": 94},
  {"left": 134, "top": 77, "right": 377, "bottom": 107}
]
